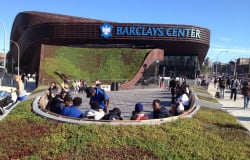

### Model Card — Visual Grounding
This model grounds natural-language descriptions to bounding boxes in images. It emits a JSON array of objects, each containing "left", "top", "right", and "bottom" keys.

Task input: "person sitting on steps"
[
  {"left": 151, "top": 99, "right": 169, "bottom": 119},
  {"left": 130, "top": 103, "right": 148, "bottom": 120},
  {"left": 83, "top": 101, "right": 104, "bottom": 120}
]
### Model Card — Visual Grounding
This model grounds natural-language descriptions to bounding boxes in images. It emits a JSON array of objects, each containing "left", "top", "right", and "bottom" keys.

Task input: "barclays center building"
[{"left": 8, "top": 11, "right": 210, "bottom": 87}]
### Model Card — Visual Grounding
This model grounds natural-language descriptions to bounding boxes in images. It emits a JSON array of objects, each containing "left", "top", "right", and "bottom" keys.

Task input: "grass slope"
[
  {"left": 0, "top": 100, "right": 249, "bottom": 159},
  {"left": 190, "top": 85, "right": 219, "bottom": 103},
  {"left": 41, "top": 46, "right": 149, "bottom": 83},
  {"left": 197, "top": 95, "right": 219, "bottom": 103}
]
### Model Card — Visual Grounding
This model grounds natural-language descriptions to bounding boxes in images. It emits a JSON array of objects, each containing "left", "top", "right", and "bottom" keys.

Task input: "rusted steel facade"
[{"left": 8, "top": 11, "right": 210, "bottom": 76}]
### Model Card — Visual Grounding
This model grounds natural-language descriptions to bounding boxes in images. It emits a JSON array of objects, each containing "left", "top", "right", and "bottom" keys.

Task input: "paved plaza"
[{"left": 77, "top": 88, "right": 172, "bottom": 120}]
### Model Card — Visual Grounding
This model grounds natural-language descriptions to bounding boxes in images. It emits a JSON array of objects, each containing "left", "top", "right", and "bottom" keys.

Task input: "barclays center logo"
[{"left": 100, "top": 23, "right": 113, "bottom": 38}]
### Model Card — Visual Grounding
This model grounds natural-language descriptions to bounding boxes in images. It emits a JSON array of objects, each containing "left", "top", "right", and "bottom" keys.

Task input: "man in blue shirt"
[
  {"left": 85, "top": 87, "right": 110, "bottom": 113},
  {"left": 61, "top": 96, "right": 83, "bottom": 118}
]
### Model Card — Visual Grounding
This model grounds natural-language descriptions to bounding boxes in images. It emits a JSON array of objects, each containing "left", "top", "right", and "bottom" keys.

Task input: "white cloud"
[
  {"left": 209, "top": 47, "right": 250, "bottom": 55},
  {"left": 219, "top": 37, "right": 232, "bottom": 42},
  {"left": 210, "top": 43, "right": 225, "bottom": 48},
  {"left": 207, "top": 45, "right": 250, "bottom": 62}
]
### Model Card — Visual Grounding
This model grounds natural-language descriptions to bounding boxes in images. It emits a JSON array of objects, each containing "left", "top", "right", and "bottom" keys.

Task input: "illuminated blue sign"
[
  {"left": 100, "top": 24, "right": 201, "bottom": 39},
  {"left": 100, "top": 23, "right": 113, "bottom": 38}
]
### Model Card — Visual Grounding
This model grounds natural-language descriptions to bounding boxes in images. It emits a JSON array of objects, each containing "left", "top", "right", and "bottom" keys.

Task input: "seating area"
[{"left": 33, "top": 85, "right": 198, "bottom": 125}]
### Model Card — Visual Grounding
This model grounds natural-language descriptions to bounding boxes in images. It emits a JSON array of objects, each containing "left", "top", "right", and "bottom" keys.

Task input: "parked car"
[{"left": 0, "top": 90, "right": 14, "bottom": 109}]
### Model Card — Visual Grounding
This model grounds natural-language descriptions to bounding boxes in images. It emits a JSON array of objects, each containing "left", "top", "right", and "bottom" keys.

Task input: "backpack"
[{"left": 101, "top": 111, "right": 123, "bottom": 120}]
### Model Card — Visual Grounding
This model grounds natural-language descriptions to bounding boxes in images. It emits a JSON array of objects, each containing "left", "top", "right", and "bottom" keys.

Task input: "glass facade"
[{"left": 159, "top": 56, "right": 199, "bottom": 79}]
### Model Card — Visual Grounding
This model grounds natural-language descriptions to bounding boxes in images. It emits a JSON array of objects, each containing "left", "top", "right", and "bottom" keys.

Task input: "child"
[{"left": 130, "top": 103, "right": 148, "bottom": 120}]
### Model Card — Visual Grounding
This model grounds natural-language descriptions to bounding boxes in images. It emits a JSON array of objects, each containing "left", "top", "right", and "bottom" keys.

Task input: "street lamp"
[
  {"left": 215, "top": 50, "right": 228, "bottom": 78},
  {"left": 232, "top": 59, "right": 237, "bottom": 77},
  {"left": 0, "top": 21, "right": 6, "bottom": 70},
  {"left": 10, "top": 40, "right": 20, "bottom": 76}
]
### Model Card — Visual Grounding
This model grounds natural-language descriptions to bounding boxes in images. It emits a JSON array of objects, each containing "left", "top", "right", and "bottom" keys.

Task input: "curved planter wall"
[{"left": 32, "top": 94, "right": 199, "bottom": 125}]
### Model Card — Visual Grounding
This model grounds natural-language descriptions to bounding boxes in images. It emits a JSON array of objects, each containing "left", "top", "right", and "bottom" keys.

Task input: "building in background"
[
  {"left": 0, "top": 53, "right": 5, "bottom": 67},
  {"left": 212, "top": 58, "right": 250, "bottom": 78},
  {"left": 236, "top": 58, "right": 250, "bottom": 76}
]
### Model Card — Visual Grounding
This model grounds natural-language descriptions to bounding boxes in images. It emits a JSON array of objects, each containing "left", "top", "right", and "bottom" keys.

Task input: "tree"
[{"left": 201, "top": 64, "right": 210, "bottom": 75}]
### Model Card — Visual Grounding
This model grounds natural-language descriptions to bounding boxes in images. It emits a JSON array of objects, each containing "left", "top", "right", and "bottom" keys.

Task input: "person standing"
[
  {"left": 85, "top": 87, "right": 110, "bottom": 113},
  {"left": 226, "top": 78, "right": 231, "bottom": 88},
  {"left": 27, "top": 73, "right": 30, "bottom": 80},
  {"left": 169, "top": 77, "right": 177, "bottom": 104},
  {"left": 242, "top": 81, "right": 250, "bottom": 110},
  {"left": 214, "top": 78, "right": 217, "bottom": 88},
  {"left": 219, "top": 78, "right": 226, "bottom": 99},
  {"left": 230, "top": 77, "right": 239, "bottom": 101},
  {"left": 14, "top": 75, "right": 26, "bottom": 102},
  {"left": 32, "top": 73, "right": 36, "bottom": 80}
]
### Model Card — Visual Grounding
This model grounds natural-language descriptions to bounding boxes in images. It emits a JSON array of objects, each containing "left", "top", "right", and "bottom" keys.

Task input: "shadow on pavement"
[
  {"left": 237, "top": 116, "right": 250, "bottom": 122},
  {"left": 222, "top": 107, "right": 244, "bottom": 110}
]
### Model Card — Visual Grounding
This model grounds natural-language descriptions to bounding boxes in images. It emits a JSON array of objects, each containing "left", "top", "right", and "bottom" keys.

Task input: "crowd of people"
[
  {"left": 44, "top": 78, "right": 191, "bottom": 120},
  {"left": 214, "top": 76, "right": 250, "bottom": 109},
  {"left": 195, "top": 76, "right": 210, "bottom": 86},
  {"left": 168, "top": 78, "right": 191, "bottom": 115},
  {"left": 20, "top": 72, "right": 38, "bottom": 87}
]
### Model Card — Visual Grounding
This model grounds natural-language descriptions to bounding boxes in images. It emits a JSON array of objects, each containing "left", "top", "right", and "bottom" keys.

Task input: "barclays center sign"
[{"left": 100, "top": 23, "right": 201, "bottom": 39}]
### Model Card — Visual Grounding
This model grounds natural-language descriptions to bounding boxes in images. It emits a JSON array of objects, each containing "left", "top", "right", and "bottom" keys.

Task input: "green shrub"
[
  {"left": 41, "top": 46, "right": 149, "bottom": 83},
  {"left": 0, "top": 102, "right": 249, "bottom": 159}
]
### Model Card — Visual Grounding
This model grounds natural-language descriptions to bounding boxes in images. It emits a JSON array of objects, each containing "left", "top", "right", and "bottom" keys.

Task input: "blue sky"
[{"left": 0, "top": 0, "right": 249, "bottom": 63}]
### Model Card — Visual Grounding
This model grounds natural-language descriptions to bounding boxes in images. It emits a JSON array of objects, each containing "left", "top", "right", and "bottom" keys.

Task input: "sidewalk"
[{"left": 207, "top": 84, "right": 250, "bottom": 132}]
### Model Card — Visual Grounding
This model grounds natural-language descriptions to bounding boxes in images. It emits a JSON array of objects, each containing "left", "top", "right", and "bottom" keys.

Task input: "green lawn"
[
  {"left": 193, "top": 88, "right": 211, "bottom": 95},
  {"left": 190, "top": 84, "right": 207, "bottom": 90},
  {"left": 41, "top": 46, "right": 149, "bottom": 84},
  {"left": 0, "top": 100, "right": 249, "bottom": 159}
]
